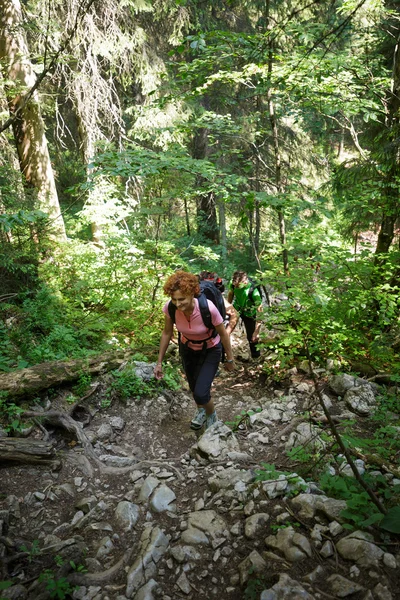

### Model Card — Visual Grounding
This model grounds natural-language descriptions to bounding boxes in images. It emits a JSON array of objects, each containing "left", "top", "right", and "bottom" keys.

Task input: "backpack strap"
[
  {"left": 167, "top": 300, "right": 177, "bottom": 323},
  {"left": 197, "top": 293, "right": 213, "bottom": 330},
  {"left": 168, "top": 297, "right": 217, "bottom": 337}
]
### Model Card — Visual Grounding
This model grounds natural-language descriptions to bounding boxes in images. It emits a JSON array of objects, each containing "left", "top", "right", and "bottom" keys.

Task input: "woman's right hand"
[{"left": 154, "top": 363, "right": 164, "bottom": 380}]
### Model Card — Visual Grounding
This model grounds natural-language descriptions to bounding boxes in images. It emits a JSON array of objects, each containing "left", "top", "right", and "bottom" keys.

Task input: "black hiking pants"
[
  {"left": 181, "top": 342, "right": 222, "bottom": 405},
  {"left": 241, "top": 314, "right": 260, "bottom": 358}
]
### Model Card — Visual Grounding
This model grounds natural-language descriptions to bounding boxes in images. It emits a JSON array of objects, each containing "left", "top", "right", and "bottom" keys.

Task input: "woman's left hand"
[{"left": 224, "top": 361, "right": 235, "bottom": 372}]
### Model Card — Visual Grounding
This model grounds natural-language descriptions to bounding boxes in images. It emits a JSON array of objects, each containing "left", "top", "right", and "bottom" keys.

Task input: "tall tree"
[{"left": 0, "top": 0, "right": 66, "bottom": 241}]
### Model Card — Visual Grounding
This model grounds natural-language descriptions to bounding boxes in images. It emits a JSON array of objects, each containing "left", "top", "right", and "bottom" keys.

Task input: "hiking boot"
[
  {"left": 205, "top": 411, "right": 218, "bottom": 429},
  {"left": 190, "top": 407, "right": 207, "bottom": 430}
]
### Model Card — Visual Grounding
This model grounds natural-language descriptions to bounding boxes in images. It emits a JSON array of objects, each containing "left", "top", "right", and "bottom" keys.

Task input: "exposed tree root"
[
  {"left": 23, "top": 410, "right": 184, "bottom": 479},
  {"left": 67, "top": 546, "right": 134, "bottom": 586}
]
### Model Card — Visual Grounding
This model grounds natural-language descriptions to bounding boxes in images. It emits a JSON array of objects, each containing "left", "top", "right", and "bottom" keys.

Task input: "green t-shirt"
[{"left": 231, "top": 283, "right": 262, "bottom": 318}]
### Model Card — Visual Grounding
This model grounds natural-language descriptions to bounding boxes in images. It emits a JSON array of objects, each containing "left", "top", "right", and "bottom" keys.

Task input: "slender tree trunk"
[
  {"left": 184, "top": 197, "right": 191, "bottom": 237},
  {"left": 76, "top": 113, "right": 103, "bottom": 244},
  {"left": 192, "top": 126, "right": 219, "bottom": 243},
  {"left": 267, "top": 53, "right": 288, "bottom": 274},
  {"left": 375, "top": 214, "right": 395, "bottom": 256},
  {"left": 0, "top": 0, "right": 66, "bottom": 241},
  {"left": 218, "top": 199, "right": 227, "bottom": 260},
  {"left": 265, "top": 0, "right": 288, "bottom": 274},
  {"left": 374, "top": 34, "right": 400, "bottom": 261}
]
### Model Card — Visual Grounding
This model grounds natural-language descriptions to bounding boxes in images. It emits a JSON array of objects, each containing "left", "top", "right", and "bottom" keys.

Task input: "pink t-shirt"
[{"left": 163, "top": 298, "right": 223, "bottom": 351}]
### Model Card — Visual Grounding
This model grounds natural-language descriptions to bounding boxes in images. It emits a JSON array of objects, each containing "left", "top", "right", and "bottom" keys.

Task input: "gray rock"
[
  {"left": 194, "top": 422, "right": 240, "bottom": 460},
  {"left": 244, "top": 513, "right": 269, "bottom": 539},
  {"left": 329, "top": 373, "right": 376, "bottom": 396},
  {"left": 96, "top": 423, "right": 113, "bottom": 441},
  {"left": 176, "top": 572, "right": 191, "bottom": 595},
  {"left": 208, "top": 468, "right": 254, "bottom": 492},
  {"left": 109, "top": 416, "right": 125, "bottom": 431},
  {"left": 170, "top": 545, "right": 201, "bottom": 563},
  {"left": 285, "top": 423, "right": 326, "bottom": 451},
  {"left": 336, "top": 531, "right": 384, "bottom": 567},
  {"left": 238, "top": 550, "right": 267, "bottom": 585},
  {"left": 138, "top": 477, "right": 160, "bottom": 503},
  {"left": 265, "top": 526, "right": 312, "bottom": 563},
  {"left": 260, "top": 573, "right": 314, "bottom": 599},
  {"left": 327, "top": 574, "right": 364, "bottom": 597},
  {"left": 135, "top": 361, "right": 156, "bottom": 381},
  {"left": 339, "top": 459, "right": 365, "bottom": 477},
  {"left": 98, "top": 455, "right": 138, "bottom": 468},
  {"left": 95, "top": 536, "right": 114, "bottom": 559},
  {"left": 291, "top": 493, "right": 347, "bottom": 522},
  {"left": 126, "top": 526, "right": 170, "bottom": 598},
  {"left": 373, "top": 583, "right": 393, "bottom": 600},
  {"left": 320, "top": 540, "right": 334, "bottom": 558},
  {"left": 302, "top": 565, "right": 325, "bottom": 583},
  {"left": 115, "top": 501, "right": 140, "bottom": 531},
  {"left": 383, "top": 552, "right": 397, "bottom": 569},
  {"left": 132, "top": 579, "right": 159, "bottom": 600},
  {"left": 150, "top": 485, "right": 176, "bottom": 513},
  {"left": 0, "top": 584, "right": 28, "bottom": 599},
  {"left": 75, "top": 496, "right": 98, "bottom": 514},
  {"left": 344, "top": 386, "right": 377, "bottom": 416}
]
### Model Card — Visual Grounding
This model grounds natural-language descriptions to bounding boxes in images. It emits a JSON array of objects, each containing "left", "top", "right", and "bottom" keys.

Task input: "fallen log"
[
  {"left": 0, "top": 437, "right": 61, "bottom": 468},
  {"left": 0, "top": 350, "right": 135, "bottom": 398}
]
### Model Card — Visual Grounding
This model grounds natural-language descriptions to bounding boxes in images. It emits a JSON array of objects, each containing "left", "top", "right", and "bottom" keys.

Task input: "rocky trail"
[{"left": 1, "top": 331, "right": 400, "bottom": 600}]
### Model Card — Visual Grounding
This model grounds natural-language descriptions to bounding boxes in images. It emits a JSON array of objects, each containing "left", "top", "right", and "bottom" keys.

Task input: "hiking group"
[{"left": 154, "top": 269, "right": 263, "bottom": 431}]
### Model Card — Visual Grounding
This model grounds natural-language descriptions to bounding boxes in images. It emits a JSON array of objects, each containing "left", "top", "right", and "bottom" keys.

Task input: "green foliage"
[
  {"left": 72, "top": 372, "right": 92, "bottom": 397},
  {"left": 286, "top": 445, "right": 316, "bottom": 466},
  {"left": 225, "top": 408, "right": 261, "bottom": 432},
  {"left": 19, "top": 539, "right": 41, "bottom": 562},
  {"left": 38, "top": 570, "right": 75, "bottom": 599},
  {"left": 106, "top": 361, "right": 181, "bottom": 406},
  {"left": 0, "top": 393, "right": 25, "bottom": 434},
  {"left": 259, "top": 249, "right": 400, "bottom": 377},
  {"left": 319, "top": 473, "right": 384, "bottom": 530},
  {"left": 0, "top": 580, "right": 13, "bottom": 592},
  {"left": 380, "top": 506, "right": 400, "bottom": 534},
  {"left": 243, "top": 572, "right": 267, "bottom": 600}
]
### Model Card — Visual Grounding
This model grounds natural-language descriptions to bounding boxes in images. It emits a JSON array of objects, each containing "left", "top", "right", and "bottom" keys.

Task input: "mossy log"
[
  {"left": 0, "top": 350, "right": 134, "bottom": 398},
  {"left": 0, "top": 437, "right": 60, "bottom": 468}
]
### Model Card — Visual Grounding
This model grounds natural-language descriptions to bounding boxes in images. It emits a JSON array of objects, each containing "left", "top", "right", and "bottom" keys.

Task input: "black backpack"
[
  {"left": 168, "top": 280, "right": 226, "bottom": 330},
  {"left": 248, "top": 279, "right": 263, "bottom": 306}
]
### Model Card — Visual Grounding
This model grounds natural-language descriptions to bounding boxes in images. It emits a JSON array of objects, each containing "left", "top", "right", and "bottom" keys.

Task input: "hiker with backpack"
[
  {"left": 198, "top": 271, "right": 238, "bottom": 335},
  {"left": 227, "top": 270, "right": 263, "bottom": 359},
  {"left": 154, "top": 271, "right": 235, "bottom": 430}
]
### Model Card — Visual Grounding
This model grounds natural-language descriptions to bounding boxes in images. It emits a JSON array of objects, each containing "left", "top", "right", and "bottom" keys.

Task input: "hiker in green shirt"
[{"left": 227, "top": 271, "right": 262, "bottom": 358}]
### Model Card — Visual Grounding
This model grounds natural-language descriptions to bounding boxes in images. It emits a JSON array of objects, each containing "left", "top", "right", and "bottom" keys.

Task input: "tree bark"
[
  {"left": 0, "top": 350, "right": 134, "bottom": 397},
  {"left": 0, "top": 437, "right": 60, "bottom": 467},
  {"left": 192, "top": 126, "right": 219, "bottom": 243},
  {"left": 0, "top": 0, "right": 66, "bottom": 241},
  {"left": 374, "top": 33, "right": 400, "bottom": 261},
  {"left": 265, "top": 3, "right": 288, "bottom": 274}
]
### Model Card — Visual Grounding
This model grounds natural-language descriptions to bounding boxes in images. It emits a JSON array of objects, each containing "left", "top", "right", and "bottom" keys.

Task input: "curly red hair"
[{"left": 164, "top": 271, "right": 200, "bottom": 297}]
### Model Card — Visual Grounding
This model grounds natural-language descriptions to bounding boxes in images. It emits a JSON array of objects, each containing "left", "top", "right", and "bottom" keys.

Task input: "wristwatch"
[{"left": 226, "top": 359, "right": 234, "bottom": 363}]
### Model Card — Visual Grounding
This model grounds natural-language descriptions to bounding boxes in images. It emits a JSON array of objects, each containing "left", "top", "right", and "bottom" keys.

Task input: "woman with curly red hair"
[{"left": 154, "top": 271, "right": 235, "bottom": 430}]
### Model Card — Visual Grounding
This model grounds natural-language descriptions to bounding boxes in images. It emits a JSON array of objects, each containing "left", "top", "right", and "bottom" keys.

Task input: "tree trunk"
[
  {"left": 218, "top": 199, "right": 227, "bottom": 260},
  {"left": 0, "top": 0, "right": 67, "bottom": 241},
  {"left": 374, "top": 213, "right": 395, "bottom": 256},
  {"left": 373, "top": 35, "right": 400, "bottom": 262},
  {"left": 265, "top": 1, "right": 288, "bottom": 274},
  {"left": 0, "top": 438, "right": 60, "bottom": 468},
  {"left": 192, "top": 126, "right": 219, "bottom": 242},
  {"left": 0, "top": 350, "right": 135, "bottom": 397},
  {"left": 267, "top": 57, "right": 288, "bottom": 274},
  {"left": 76, "top": 111, "right": 103, "bottom": 244}
]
